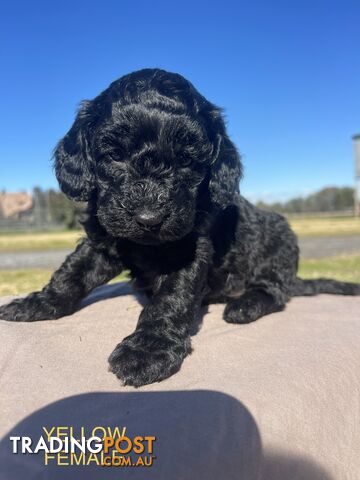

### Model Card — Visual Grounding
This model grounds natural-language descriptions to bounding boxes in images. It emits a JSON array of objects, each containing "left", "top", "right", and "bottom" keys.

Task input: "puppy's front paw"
[
  {"left": 0, "top": 293, "right": 75, "bottom": 322},
  {"left": 108, "top": 329, "right": 191, "bottom": 387}
]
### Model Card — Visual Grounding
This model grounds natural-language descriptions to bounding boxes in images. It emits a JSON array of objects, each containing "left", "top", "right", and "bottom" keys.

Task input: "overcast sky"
[{"left": 1, "top": 0, "right": 359, "bottom": 201}]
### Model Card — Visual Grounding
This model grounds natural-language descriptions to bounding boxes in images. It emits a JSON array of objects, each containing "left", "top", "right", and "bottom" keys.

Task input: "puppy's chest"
[{"left": 122, "top": 242, "right": 196, "bottom": 280}]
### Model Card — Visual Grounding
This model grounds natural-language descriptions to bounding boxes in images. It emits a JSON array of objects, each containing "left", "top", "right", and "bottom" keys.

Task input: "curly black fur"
[{"left": 1, "top": 68, "right": 359, "bottom": 387}]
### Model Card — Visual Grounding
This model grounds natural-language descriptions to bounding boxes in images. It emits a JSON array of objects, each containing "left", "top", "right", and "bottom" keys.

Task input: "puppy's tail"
[{"left": 291, "top": 277, "right": 360, "bottom": 296}]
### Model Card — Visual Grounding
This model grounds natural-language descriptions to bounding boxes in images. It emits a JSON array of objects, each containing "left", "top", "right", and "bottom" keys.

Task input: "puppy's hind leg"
[{"left": 223, "top": 287, "right": 287, "bottom": 324}]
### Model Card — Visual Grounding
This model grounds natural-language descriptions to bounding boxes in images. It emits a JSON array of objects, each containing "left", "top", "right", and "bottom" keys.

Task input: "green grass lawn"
[
  {"left": 0, "top": 270, "right": 130, "bottom": 296},
  {"left": 0, "top": 217, "right": 359, "bottom": 296},
  {"left": 1, "top": 255, "right": 359, "bottom": 296},
  {"left": 0, "top": 216, "right": 359, "bottom": 253},
  {"left": 0, "top": 230, "right": 82, "bottom": 252},
  {"left": 298, "top": 255, "right": 360, "bottom": 283},
  {"left": 288, "top": 216, "right": 360, "bottom": 237}
]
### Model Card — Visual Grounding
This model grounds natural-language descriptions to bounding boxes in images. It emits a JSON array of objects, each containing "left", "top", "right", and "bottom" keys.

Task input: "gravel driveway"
[
  {"left": 0, "top": 249, "right": 71, "bottom": 270},
  {"left": 298, "top": 235, "right": 360, "bottom": 259},
  {"left": 0, "top": 235, "right": 359, "bottom": 270}
]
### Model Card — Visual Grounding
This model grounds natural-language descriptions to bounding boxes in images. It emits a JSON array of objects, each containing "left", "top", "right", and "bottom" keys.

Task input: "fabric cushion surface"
[{"left": 0, "top": 282, "right": 359, "bottom": 480}]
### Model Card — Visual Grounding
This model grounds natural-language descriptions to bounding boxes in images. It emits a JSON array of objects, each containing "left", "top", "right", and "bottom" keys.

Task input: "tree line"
[
  {"left": 29, "top": 186, "right": 356, "bottom": 229},
  {"left": 255, "top": 187, "right": 355, "bottom": 214}
]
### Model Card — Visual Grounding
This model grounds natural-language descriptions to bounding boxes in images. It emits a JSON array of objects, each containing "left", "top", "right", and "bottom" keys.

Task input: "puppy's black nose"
[{"left": 135, "top": 210, "right": 164, "bottom": 228}]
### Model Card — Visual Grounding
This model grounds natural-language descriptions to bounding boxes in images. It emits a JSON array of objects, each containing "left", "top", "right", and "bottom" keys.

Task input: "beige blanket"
[{"left": 0, "top": 283, "right": 359, "bottom": 479}]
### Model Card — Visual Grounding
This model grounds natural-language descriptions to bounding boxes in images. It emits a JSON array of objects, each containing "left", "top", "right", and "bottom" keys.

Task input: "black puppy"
[{"left": 1, "top": 69, "right": 359, "bottom": 386}]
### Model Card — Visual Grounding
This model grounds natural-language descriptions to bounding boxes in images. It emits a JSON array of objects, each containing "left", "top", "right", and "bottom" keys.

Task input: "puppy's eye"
[
  {"left": 180, "top": 157, "right": 192, "bottom": 167},
  {"left": 110, "top": 155, "right": 124, "bottom": 163},
  {"left": 107, "top": 149, "right": 126, "bottom": 163}
]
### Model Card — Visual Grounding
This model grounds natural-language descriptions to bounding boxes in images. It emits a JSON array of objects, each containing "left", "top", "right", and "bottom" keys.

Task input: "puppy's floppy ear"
[
  {"left": 208, "top": 132, "right": 243, "bottom": 209},
  {"left": 196, "top": 100, "right": 243, "bottom": 209},
  {"left": 53, "top": 101, "right": 95, "bottom": 202}
]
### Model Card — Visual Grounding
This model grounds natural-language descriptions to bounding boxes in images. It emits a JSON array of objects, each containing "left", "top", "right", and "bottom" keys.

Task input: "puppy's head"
[{"left": 54, "top": 70, "right": 242, "bottom": 244}]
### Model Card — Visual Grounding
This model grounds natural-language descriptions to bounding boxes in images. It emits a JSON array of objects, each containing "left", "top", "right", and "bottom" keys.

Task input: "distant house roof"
[{"left": 0, "top": 192, "right": 33, "bottom": 218}]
